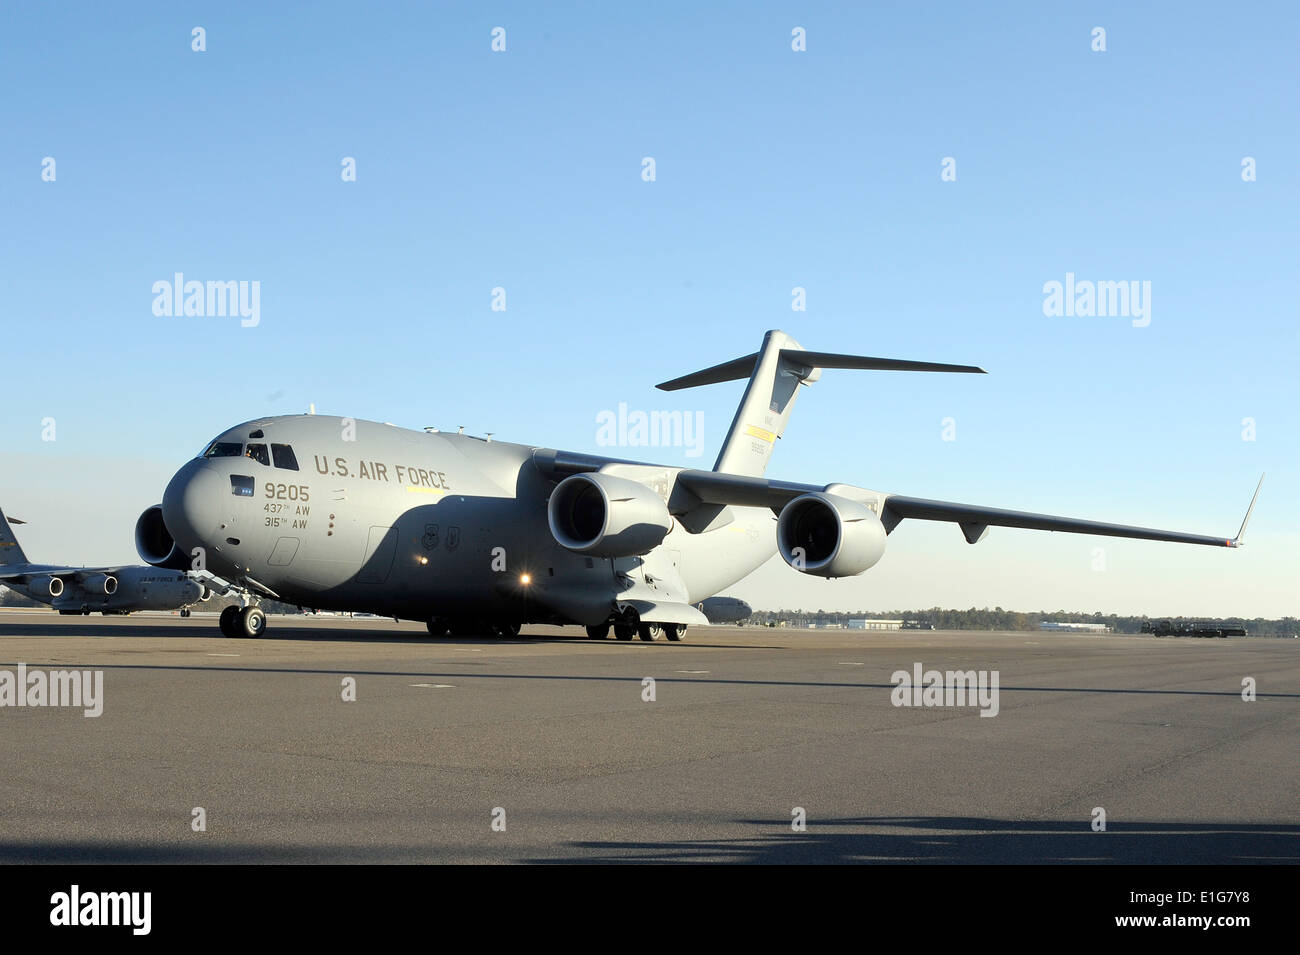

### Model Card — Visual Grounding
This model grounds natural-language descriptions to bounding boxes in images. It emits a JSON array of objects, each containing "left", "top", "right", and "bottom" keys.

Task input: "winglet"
[{"left": 1228, "top": 473, "right": 1264, "bottom": 547}]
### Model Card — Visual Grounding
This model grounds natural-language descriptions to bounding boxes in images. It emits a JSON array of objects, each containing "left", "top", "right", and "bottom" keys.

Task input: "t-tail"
[
  {"left": 0, "top": 508, "right": 31, "bottom": 567},
  {"left": 656, "top": 329, "right": 985, "bottom": 477}
]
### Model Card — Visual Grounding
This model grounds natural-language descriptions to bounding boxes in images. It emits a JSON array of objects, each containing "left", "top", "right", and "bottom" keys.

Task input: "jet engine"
[
  {"left": 31, "top": 575, "right": 64, "bottom": 598},
  {"left": 134, "top": 505, "right": 192, "bottom": 571},
  {"left": 81, "top": 573, "right": 118, "bottom": 596},
  {"left": 547, "top": 473, "right": 673, "bottom": 558},
  {"left": 777, "top": 492, "right": 887, "bottom": 578}
]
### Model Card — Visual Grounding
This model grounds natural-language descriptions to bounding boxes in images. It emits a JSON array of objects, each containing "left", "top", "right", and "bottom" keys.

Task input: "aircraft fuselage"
[{"left": 156, "top": 416, "right": 774, "bottom": 626}]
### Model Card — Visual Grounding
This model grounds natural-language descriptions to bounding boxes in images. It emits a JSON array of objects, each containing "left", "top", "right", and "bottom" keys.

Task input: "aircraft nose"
[{"left": 162, "top": 461, "right": 224, "bottom": 550}]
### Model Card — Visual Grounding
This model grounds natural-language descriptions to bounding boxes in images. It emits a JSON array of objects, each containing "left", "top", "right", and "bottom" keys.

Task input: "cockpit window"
[
  {"left": 203, "top": 441, "right": 244, "bottom": 458},
  {"left": 245, "top": 443, "right": 270, "bottom": 466},
  {"left": 271, "top": 443, "right": 299, "bottom": 471}
]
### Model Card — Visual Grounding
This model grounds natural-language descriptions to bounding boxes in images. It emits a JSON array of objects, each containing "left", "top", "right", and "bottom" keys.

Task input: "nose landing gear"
[{"left": 219, "top": 603, "right": 266, "bottom": 638}]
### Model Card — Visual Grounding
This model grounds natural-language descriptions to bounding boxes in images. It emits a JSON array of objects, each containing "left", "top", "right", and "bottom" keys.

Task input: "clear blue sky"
[{"left": 1, "top": 2, "right": 1295, "bottom": 617}]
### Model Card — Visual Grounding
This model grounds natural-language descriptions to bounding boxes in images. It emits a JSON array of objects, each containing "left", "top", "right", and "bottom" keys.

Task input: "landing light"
[
  {"left": 519, "top": 573, "right": 532, "bottom": 586},
  {"left": 418, "top": 556, "right": 429, "bottom": 565}
]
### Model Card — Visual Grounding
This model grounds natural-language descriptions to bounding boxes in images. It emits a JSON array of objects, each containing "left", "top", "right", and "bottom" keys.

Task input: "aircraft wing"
[
  {"left": 672, "top": 471, "right": 1264, "bottom": 549},
  {"left": 0, "top": 566, "right": 127, "bottom": 581}
]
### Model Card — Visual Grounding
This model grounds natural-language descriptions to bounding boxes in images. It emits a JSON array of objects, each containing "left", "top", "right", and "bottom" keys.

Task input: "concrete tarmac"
[{"left": 0, "top": 610, "right": 1295, "bottom": 863}]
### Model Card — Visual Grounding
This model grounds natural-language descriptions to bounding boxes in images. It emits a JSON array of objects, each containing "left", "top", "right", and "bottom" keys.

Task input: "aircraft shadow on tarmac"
[
  {"left": 1, "top": 651, "right": 1295, "bottom": 697},
  {"left": 532, "top": 817, "right": 1300, "bottom": 865},
  {"left": 0, "top": 621, "right": 781, "bottom": 650},
  {"left": 0, "top": 818, "right": 1294, "bottom": 864}
]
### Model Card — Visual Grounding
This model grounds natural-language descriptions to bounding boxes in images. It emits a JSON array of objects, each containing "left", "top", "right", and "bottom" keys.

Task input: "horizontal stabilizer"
[
  {"left": 784, "top": 350, "right": 986, "bottom": 376},
  {"left": 657, "top": 348, "right": 984, "bottom": 391},
  {"left": 656, "top": 353, "right": 758, "bottom": 391}
]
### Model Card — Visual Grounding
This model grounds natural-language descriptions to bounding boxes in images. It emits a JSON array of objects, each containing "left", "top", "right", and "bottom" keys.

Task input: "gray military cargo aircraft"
[
  {"left": 698, "top": 596, "right": 753, "bottom": 624},
  {"left": 0, "top": 507, "right": 207, "bottom": 615},
  {"left": 134, "top": 330, "right": 1263, "bottom": 641}
]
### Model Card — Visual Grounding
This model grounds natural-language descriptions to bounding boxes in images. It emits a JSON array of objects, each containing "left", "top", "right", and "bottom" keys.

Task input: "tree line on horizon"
[{"left": 747, "top": 606, "right": 1299, "bottom": 637}]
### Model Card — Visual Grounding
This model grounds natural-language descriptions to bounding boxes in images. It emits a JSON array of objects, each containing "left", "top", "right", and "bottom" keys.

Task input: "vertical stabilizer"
[
  {"left": 654, "top": 330, "right": 813, "bottom": 478},
  {"left": 706, "top": 330, "right": 812, "bottom": 476},
  {"left": 0, "top": 508, "right": 31, "bottom": 566},
  {"left": 655, "top": 329, "right": 984, "bottom": 478}
]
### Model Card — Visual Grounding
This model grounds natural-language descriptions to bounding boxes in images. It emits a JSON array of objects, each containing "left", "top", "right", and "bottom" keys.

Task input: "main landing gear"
[
  {"left": 636, "top": 623, "right": 687, "bottom": 641},
  {"left": 427, "top": 618, "right": 522, "bottom": 638},
  {"left": 597, "top": 609, "right": 687, "bottom": 643},
  {"left": 219, "top": 604, "right": 266, "bottom": 638}
]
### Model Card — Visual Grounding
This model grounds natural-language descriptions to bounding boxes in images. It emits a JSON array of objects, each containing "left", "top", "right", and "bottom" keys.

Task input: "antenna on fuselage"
[
  {"left": 308, "top": 404, "right": 316, "bottom": 415},
  {"left": 457, "top": 426, "right": 465, "bottom": 434}
]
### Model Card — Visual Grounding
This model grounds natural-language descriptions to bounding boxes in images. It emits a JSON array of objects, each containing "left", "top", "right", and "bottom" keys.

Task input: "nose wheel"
[{"left": 220, "top": 604, "right": 266, "bottom": 638}]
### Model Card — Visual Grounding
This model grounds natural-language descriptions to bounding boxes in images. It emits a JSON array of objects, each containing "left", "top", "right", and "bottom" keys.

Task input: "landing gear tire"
[
  {"left": 237, "top": 606, "right": 266, "bottom": 638},
  {"left": 613, "top": 623, "right": 636, "bottom": 641},
  {"left": 586, "top": 624, "right": 610, "bottom": 640},
  {"left": 180, "top": 609, "right": 191, "bottom": 618},
  {"left": 637, "top": 623, "right": 662, "bottom": 642},
  {"left": 219, "top": 606, "right": 240, "bottom": 638},
  {"left": 664, "top": 624, "right": 686, "bottom": 642},
  {"left": 427, "top": 618, "right": 451, "bottom": 637}
]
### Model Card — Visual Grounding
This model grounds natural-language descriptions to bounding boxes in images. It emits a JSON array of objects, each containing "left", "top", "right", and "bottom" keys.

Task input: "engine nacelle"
[
  {"left": 82, "top": 573, "right": 118, "bottom": 596},
  {"left": 197, "top": 585, "right": 212, "bottom": 602},
  {"left": 134, "top": 505, "right": 192, "bottom": 571},
  {"left": 547, "top": 473, "right": 673, "bottom": 558},
  {"left": 777, "top": 492, "right": 887, "bottom": 578},
  {"left": 31, "top": 575, "right": 65, "bottom": 598}
]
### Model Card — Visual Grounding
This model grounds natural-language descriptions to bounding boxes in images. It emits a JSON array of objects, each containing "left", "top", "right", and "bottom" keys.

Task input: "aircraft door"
[
  {"left": 358, "top": 526, "right": 398, "bottom": 583},
  {"left": 268, "top": 537, "right": 300, "bottom": 567}
]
